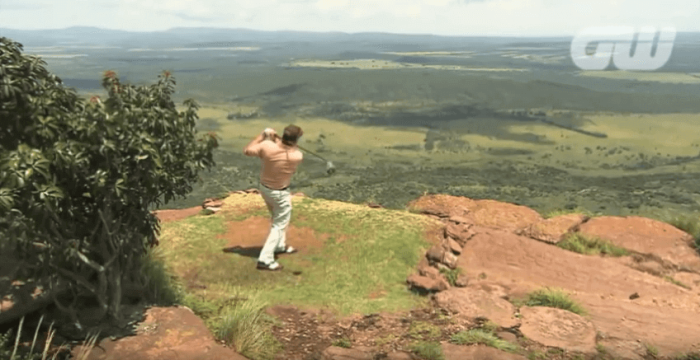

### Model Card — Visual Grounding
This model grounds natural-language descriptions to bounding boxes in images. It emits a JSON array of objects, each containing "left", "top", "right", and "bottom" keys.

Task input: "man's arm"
[{"left": 243, "top": 133, "right": 266, "bottom": 157}]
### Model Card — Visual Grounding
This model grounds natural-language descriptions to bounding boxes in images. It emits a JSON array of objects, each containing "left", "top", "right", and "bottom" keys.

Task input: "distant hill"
[{"left": 0, "top": 26, "right": 582, "bottom": 48}]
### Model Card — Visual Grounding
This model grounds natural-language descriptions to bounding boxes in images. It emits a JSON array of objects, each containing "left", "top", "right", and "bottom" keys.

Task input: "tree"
[{"left": 0, "top": 37, "right": 219, "bottom": 326}]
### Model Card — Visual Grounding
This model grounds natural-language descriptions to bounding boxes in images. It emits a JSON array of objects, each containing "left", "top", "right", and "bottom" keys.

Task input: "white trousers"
[{"left": 258, "top": 183, "right": 292, "bottom": 264}]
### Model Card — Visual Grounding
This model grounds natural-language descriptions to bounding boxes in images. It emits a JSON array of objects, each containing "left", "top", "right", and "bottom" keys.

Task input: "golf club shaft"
[{"left": 271, "top": 134, "right": 329, "bottom": 162}]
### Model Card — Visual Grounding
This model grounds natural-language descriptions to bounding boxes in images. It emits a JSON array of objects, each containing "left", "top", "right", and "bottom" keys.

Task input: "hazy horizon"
[{"left": 1, "top": 0, "right": 699, "bottom": 37}]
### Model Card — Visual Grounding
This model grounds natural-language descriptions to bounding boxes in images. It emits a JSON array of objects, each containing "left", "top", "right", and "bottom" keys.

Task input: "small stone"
[
  {"left": 455, "top": 275, "right": 469, "bottom": 288},
  {"left": 629, "top": 292, "right": 640, "bottom": 300},
  {"left": 447, "top": 237, "right": 463, "bottom": 255},
  {"left": 426, "top": 245, "right": 446, "bottom": 263},
  {"left": 442, "top": 252, "right": 459, "bottom": 269}
]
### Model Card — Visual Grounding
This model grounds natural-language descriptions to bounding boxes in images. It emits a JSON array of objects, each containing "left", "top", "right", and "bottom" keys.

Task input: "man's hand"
[{"left": 262, "top": 128, "right": 277, "bottom": 139}]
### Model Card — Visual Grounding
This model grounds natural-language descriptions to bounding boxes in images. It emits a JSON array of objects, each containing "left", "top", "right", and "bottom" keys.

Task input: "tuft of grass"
[
  {"left": 408, "top": 321, "right": 441, "bottom": 340},
  {"left": 439, "top": 267, "right": 461, "bottom": 287},
  {"left": 212, "top": 289, "right": 281, "bottom": 360},
  {"left": 557, "top": 233, "right": 629, "bottom": 257},
  {"left": 527, "top": 350, "right": 547, "bottom": 360},
  {"left": 0, "top": 316, "right": 98, "bottom": 360},
  {"left": 664, "top": 276, "right": 691, "bottom": 290},
  {"left": 596, "top": 343, "right": 607, "bottom": 354},
  {"left": 480, "top": 320, "right": 499, "bottom": 334},
  {"left": 523, "top": 288, "right": 587, "bottom": 316},
  {"left": 332, "top": 338, "right": 352, "bottom": 348},
  {"left": 450, "top": 329, "right": 519, "bottom": 353},
  {"left": 199, "top": 208, "right": 216, "bottom": 216},
  {"left": 675, "top": 353, "right": 700, "bottom": 360},
  {"left": 409, "top": 341, "right": 445, "bottom": 360},
  {"left": 140, "top": 247, "right": 184, "bottom": 306},
  {"left": 644, "top": 343, "right": 659, "bottom": 358}
]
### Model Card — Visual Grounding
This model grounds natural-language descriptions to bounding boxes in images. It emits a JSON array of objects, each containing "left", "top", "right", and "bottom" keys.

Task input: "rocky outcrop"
[
  {"left": 518, "top": 306, "right": 597, "bottom": 354},
  {"left": 73, "top": 306, "right": 249, "bottom": 360},
  {"left": 407, "top": 194, "right": 700, "bottom": 358}
]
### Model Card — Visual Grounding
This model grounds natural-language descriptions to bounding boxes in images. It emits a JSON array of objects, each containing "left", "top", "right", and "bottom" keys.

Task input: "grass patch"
[
  {"left": 665, "top": 214, "right": 700, "bottom": 253},
  {"left": 675, "top": 353, "right": 700, "bottom": 360},
  {"left": 520, "top": 288, "right": 587, "bottom": 316},
  {"left": 664, "top": 276, "right": 691, "bottom": 290},
  {"left": 157, "top": 196, "right": 436, "bottom": 316},
  {"left": 450, "top": 329, "right": 519, "bottom": 353},
  {"left": 527, "top": 350, "right": 547, "bottom": 360},
  {"left": 140, "top": 247, "right": 184, "bottom": 306},
  {"left": 439, "top": 267, "right": 461, "bottom": 287},
  {"left": 557, "top": 233, "right": 629, "bottom": 257},
  {"left": 408, "top": 321, "right": 442, "bottom": 340},
  {"left": 186, "top": 286, "right": 281, "bottom": 360},
  {"left": 409, "top": 341, "right": 445, "bottom": 360},
  {"left": 332, "top": 338, "right": 352, "bottom": 348},
  {"left": 644, "top": 343, "right": 659, "bottom": 358}
]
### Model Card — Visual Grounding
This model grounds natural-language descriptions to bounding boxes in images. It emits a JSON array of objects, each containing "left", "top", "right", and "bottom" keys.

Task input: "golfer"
[{"left": 243, "top": 125, "right": 304, "bottom": 270}]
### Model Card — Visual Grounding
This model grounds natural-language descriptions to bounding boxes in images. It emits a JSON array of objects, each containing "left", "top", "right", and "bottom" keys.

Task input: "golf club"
[{"left": 271, "top": 134, "right": 336, "bottom": 175}]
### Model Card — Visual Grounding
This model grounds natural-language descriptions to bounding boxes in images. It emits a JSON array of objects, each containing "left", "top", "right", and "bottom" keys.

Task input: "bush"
[{"left": 0, "top": 36, "right": 218, "bottom": 324}]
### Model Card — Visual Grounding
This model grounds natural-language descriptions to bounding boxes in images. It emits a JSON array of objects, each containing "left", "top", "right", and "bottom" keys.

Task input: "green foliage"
[
  {"left": 557, "top": 233, "right": 629, "bottom": 257},
  {"left": 139, "top": 247, "right": 183, "bottom": 305},
  {"left": 666, "top": 214, "right": 700, "bottom": 253},
  {"left": 208, "top": 290, "right": 281, "bottom": 360},
  {"left": 332, "top": 338, "right": 352, "bottom": 348},
  {"left": 0, "top": 37, "right": 218, "bottom": 323},
  {"left": 409, "top": 341, "right": 445, "bottom": 360},
  {"left": 408, "top": 321, "right": 441, "bottom": 340},
  {"left": 644, "top": 343, "right": 659, "bottom": 358},
  {"left": 450, "top": 329, "right": 519, "bottom": 353},
  {"left": 524, "top": 288, "right": 586, "bottom": 315},
  {"left": 439, "top": 267, "right": 460, "bottom": 287}
]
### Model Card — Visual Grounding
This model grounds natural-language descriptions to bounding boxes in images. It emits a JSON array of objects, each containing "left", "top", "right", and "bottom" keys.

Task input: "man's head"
[{"left": 281, "top": 124, "right": 303, "bottom": 146}]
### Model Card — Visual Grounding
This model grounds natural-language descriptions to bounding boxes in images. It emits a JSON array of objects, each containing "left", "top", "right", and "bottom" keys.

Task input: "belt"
[{"left": 261, "top": 183, "right": 289, "bottom": 191}]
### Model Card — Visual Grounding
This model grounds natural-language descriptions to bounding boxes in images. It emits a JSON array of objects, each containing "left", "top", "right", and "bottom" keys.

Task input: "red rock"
[
  {"left": 321, "top": 346, "right": 373, "bottom": 360},
  {"left": 519, "top": 306, "right": 597, "bottom": 354},
  {"left": 448, "top": 215, "right": 471, "bottom": 224},
  {"left": 516, "top": 213, "right": 588, "bottom": 244},
  {"left": 454, "top": 275, "right": 469, "bottom": 288},
  {"left": 447, "top": 237, "right": 463, "bottom": 255},
  {"left": 418, "top": 264, "right": 441, "bottom": 280},
  {"left": 434, "top": 287, "right": 519, "bottom": 327},
  {"left": 577, "top": 216, "right": 700, "bottom": 271},
  {"left": 74, "top": 306, "right": 249, "bottom": 360},
  {"left": 426, "top": 245, "right": 447, "bottom": 263},
  {"left": 445, "top": 223, "right": 476, "bottom": 246},
  {"left": 442, "top": 252, "right": 459, "bottom": 269},
  {"left": 407, "top": 274, "right": 450, "bottom": 292},
  {"left": 442, "top": 343, "right": 526, "bottom": 360},
  {"left": 385, "top": 351, "right": 412, "bottom": 360}
]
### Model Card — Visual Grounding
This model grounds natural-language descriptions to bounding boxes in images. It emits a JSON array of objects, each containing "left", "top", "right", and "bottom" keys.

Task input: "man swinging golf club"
[{"left": 244, "top": 125, "right": 304, "bottom": 271}]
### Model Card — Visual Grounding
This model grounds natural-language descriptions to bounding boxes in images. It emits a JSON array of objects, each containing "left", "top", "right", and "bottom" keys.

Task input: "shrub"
[{"left": 0, "top": 36, "right": 218, "bottom": 324}]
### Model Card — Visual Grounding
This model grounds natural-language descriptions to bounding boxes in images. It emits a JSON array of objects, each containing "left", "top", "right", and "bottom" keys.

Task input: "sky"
[{"left": 1, "top": 0, "right": 699, "bottom": 37}]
